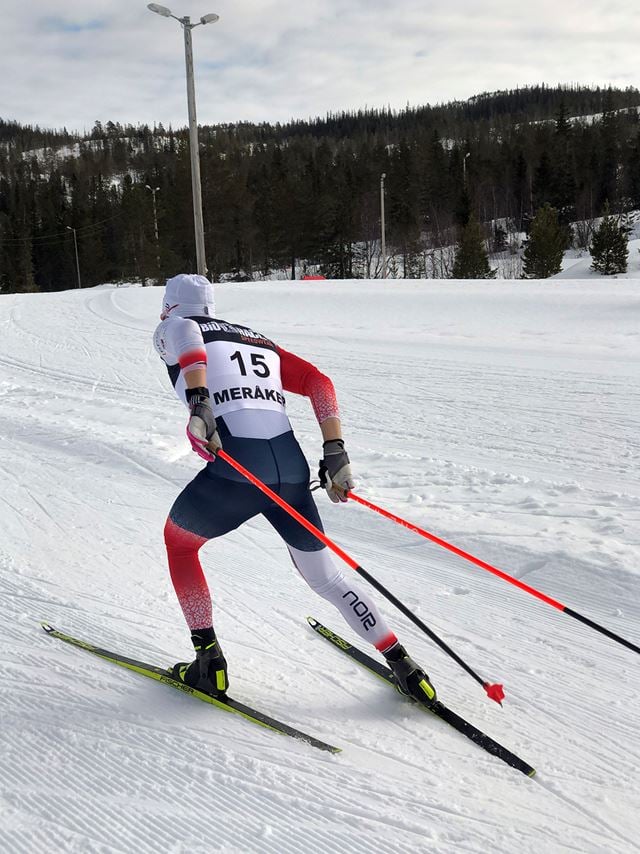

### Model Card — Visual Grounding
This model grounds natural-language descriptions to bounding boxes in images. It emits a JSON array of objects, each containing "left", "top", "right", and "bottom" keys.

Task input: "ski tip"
[
  {"left": 306, "top": 616, "right": 318, "bottom": 628},
  {"left": 41, "top": 622, "right": 54, "bottom": 633},
  {"left": 527, "top": 768, "right": 537, "bottom": 778}
]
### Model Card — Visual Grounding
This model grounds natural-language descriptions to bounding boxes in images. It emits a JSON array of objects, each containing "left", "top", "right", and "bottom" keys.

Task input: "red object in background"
[{"left": 301, "top": 275, "right": 326, "bottom": 280}]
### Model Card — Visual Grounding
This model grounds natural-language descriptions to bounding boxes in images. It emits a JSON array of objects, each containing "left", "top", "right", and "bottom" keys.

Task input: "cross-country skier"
[{"left": 154, "top": 274, "right": 437, "bottom": 707}]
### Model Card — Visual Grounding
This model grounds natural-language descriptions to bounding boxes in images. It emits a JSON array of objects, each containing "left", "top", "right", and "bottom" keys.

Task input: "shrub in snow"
[
  {"left": 522, "top": 204, "right": 566, "bottom": 279},
  {"left": 451, "top": 217, "right": 496, "bottom": 279},
  {"left": 589, "top": 204, "right": 629, "bottom": 275}
]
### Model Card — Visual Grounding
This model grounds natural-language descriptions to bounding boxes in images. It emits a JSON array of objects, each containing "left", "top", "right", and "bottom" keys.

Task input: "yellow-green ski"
[
  {"left": 307, "top": 617, "right": 535, "bottom": 776},
  {"left": 42, "top": 622, "right": 340, "bottom": 754}
]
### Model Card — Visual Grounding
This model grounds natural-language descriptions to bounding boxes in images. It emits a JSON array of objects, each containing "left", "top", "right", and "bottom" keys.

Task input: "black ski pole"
[{"left": 218, "top": 449, "right": 505, "bottom": 704}]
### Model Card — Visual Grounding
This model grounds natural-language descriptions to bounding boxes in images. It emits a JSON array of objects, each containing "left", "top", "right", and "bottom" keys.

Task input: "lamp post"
[
  {"left": 147, "top": 3, "right": 219, "bottom": 277},
  {"left": 463, "top": 151, "right": 471, "bottom": 185},
  {"left": 380, "top": 172, "right": 387, "bottom": 279},
  {"left": 145, "top": 184, "right": 161, "bottom": 277},
  {"left": 66, "top": 226, "right": 81, "bottom": 289}
]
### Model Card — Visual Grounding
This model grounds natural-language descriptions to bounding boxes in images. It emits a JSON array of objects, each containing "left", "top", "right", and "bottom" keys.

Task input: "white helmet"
[{"left": 161, "top": 273, "right": 216, "bottom": 319}]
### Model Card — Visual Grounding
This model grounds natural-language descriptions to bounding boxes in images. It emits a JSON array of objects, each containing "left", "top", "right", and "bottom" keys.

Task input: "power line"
[{"left": 0, "top": 212, "right": 124, "bottom": 246}]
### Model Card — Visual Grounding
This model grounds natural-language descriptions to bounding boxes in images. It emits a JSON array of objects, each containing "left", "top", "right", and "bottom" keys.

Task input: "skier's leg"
[
  {"left": 164, "top": 518, "right": 212, "bottom": 630},
  {"left": 262, "top": 485, "right": 396, "bottom": 649},
  {"left": 287, "top": 543, "right": 398, "bottom": 651},
  {"left": 164, "top": 470, "right": 270, "bottom": 695},
  {"left": 290, "top": 543, "right": 436, "bottom": 705},
  {"left": 265, "top": 486, "right": 437, "bottom": 706}
]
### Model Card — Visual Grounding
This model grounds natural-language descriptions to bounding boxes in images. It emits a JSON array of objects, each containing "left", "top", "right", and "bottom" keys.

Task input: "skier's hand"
[
  {"left": 186, "top": 387, "right": 221, "bottom": 462},
  {"left": 319, "top": 439, "right": 354, "bottom": 503}
]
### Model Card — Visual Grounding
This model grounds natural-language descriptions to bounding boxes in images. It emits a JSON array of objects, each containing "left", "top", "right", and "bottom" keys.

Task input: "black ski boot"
[
  {"left": 171, "top": 627, "right": 228, "bottom": 697},
  {"left": 384, "top": 643, "right": 437, "bottom": 707}
]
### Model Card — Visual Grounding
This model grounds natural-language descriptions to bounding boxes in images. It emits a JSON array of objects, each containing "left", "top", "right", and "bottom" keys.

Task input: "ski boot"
[
  {"left": 171, "top": 627, "right": 228, "bottom": 697},
  {"left": 384, "top": 643, "right": 437, "bottom": 708}
]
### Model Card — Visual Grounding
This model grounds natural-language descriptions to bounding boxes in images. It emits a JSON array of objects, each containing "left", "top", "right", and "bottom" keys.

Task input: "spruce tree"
[
  {"left": 451, "top": 216, "right": 496, "bottom": 279},
  {"left": 522, "top": 204, "right": 565, "bottom": 278},
  {"left": 590, "top": 204, "right": 628, "bottom": 275}
]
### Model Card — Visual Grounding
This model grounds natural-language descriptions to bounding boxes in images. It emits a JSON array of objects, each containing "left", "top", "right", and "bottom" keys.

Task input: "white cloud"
[{"left": 1, "top": 0, "right": 639, "bottom": 133}]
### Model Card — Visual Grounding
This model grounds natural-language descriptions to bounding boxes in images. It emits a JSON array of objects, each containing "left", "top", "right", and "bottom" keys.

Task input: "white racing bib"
[
  {"left": 205, "top": 338, "right": 285, "bottom": 417},
  {"left": 156, "top": 316, "right": 291, "bottom": 439}
]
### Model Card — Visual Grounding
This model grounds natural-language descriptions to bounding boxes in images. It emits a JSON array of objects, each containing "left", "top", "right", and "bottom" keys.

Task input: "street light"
[
  {"left": 147, "top": 3, "right": 171, "bottom": 16},
  {"left": 380, "top": 172, "right": 387, "bottom": 279},
  {"left": 66, "top": 226, "right": 81, "bottom": 289},
  {"left": 146, "top": 184, "right": 161, "bottom": 277},
  {"left": 147, "top": 3, "right": 220, "bottom": 277}
]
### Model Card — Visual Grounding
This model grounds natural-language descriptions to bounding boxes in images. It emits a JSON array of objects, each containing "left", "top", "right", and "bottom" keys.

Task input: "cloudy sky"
[{"left": 1, "top": 0, "right": 638, "bottom": 133}]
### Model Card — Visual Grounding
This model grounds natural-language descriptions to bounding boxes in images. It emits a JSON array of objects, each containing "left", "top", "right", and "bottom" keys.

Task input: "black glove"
[
  {"left": 185, "top": 387, "right": 221, "bottom": 462},
  {"left": 319, "top": 439, "right": 354, "bottom": 503}
]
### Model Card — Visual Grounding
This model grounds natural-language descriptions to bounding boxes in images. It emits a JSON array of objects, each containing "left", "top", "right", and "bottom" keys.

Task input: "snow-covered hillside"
[{"left": 1, "top": 279, "right": 639, "bottom": 853}]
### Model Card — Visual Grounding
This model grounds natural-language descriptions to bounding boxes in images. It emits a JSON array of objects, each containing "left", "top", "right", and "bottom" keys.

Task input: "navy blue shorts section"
[
  {"left": 168, "top": 430, "right": 325, "bottom": 552},
  {"left": 206, "top": 425, "right": 311, "bottom": 485}
]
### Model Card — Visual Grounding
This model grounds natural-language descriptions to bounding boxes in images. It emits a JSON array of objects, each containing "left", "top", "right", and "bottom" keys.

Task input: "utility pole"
[
  {"left": 146, "top": 184, "right": 161, "bottom": 279},
  {"left": 380, "top": 172, "right": 387, "bottom": 279},
  {"left": 66, "top": 226, "right": 81, "bottom": 289}
]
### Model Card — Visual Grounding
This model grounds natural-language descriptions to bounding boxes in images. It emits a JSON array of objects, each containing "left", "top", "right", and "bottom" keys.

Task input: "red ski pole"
[
  {"left": 348, "top": 492, "right": 640, "bottom": 658},
  {"left": 217, "top": 449, "right": 505, "bottom": 704}
]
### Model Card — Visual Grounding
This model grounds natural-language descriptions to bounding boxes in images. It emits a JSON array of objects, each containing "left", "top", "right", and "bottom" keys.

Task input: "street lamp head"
[
  {"left": 147, "top": 3, "right": 172, "bottom": 17},
  {"left": 200, "top": 13, "right": 219, "bottom": 24},
  {"left": 66, "top": 226, "right": 73, "bottom": 231}
]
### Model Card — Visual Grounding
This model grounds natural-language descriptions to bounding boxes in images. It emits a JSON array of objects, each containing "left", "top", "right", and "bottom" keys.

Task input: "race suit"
[{"left": 154, "top": 314, "right": 397, "bottom": 652}]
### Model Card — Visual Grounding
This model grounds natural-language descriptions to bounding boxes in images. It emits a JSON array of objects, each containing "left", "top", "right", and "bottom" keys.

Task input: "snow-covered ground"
[{"left": 1, "top": 279, "right": 639, "bottom": 853}]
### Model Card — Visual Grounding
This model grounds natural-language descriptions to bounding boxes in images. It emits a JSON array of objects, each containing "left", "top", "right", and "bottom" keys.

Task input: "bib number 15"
[{"left": 230, "top": 350, "right": 271, "bottom": 378}]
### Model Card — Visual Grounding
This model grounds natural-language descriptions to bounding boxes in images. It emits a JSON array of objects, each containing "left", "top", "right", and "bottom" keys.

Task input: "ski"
[
  {"left": 42, "top": 623, "right": 340, "bottom": 754},
  {"left": 307, "top": 617, "right": 535, "bottom": 776}
]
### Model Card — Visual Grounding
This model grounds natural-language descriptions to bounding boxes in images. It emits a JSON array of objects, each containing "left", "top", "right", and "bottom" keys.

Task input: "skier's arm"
[
  {"left": 161, "top": 318, "right": 221, "bottom": 460},
  {"left": 155, "top": 316, "right": 208, "bottom": 383},
  {"left": 277, "top": 346, "right": 353, "bottom": 502},
  {"left": 170, "top": 318, "right": 208, "bottom": 382},
  {"left": 277, "top": 346, "right": 340, "bottom": 424},
  {"left": 184, "top": 382, "right": 222, "bottom": 461},
  {"left": 320, "top": 417, "right": 342, "bottom": 443}
]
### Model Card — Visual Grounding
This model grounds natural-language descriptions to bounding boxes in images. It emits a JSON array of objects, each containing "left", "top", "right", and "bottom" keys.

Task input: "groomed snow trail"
[{"left": 1, "top": 280, "right": 639, "bottom": 854}]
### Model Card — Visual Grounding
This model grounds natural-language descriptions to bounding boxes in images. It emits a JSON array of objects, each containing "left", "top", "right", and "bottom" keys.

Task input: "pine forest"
[{"left": 2, "top": 84, "right": 640, "bottom": 292}]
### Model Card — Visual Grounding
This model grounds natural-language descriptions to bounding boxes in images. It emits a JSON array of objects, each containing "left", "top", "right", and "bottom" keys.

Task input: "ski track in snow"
[{"left": 1, "top": 280, "right": 639, "bottom": 853}]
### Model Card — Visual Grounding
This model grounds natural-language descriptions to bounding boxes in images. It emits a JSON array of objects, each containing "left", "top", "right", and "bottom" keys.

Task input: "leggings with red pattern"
[{"left": 164, "top": 441, "right": 397, "bottom": 653}]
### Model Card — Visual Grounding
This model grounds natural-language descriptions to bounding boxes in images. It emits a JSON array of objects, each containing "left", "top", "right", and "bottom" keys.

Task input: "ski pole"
[
  {"left": 217, "top": 449, "right": 505, "bottom": 704},
  {"left": 348, "top": 492, "right": 640, "bottom": 658}
]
